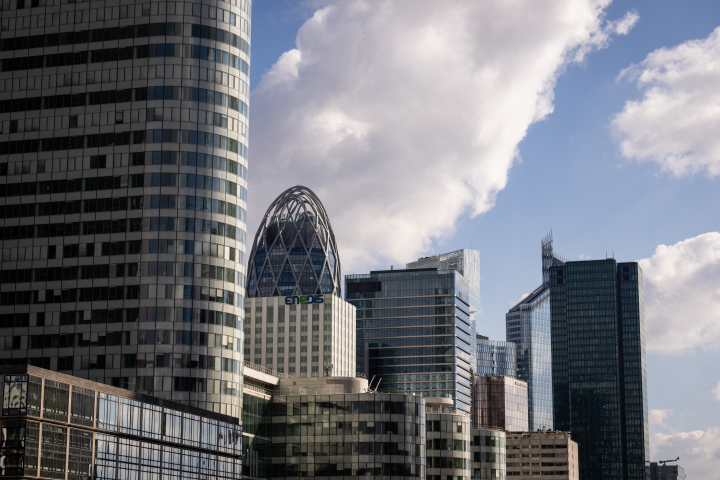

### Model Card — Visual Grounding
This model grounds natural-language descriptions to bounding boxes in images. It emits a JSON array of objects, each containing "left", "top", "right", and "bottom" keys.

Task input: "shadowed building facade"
[{"left": 550, "top": 259, "right": 649, "bottom": 480}]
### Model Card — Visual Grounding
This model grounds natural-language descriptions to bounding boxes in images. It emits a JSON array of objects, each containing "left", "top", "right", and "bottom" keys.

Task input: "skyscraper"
[
  {"left": 244, "top": 186, "right": 355, "bottom": 377},
  {"left": 246, "top": 186, "right": 341, "bottom": 298},
  {"left": 347, "top": 268, "right": 474, "bottom": 413},
  {"left": 506, "top": 234, "right": 564, "bottom": 430},
  {"left": 0, "top": 0, "right": 251, "bottom": 419},
  {"left": 407, "top": 249, "right": 480, "bottom": 326},
  {"left": 550, "top": 259, "right": 649, "bottom": 480}
]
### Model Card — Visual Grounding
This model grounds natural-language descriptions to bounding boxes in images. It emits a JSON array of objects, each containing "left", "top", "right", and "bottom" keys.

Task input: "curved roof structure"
[{"left": 246, "top": 186, "right": 341, "bottom": 297}]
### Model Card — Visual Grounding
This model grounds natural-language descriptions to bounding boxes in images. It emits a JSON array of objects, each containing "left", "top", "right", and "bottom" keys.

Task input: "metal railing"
[
  {"left": 243, "top": 360, "right": 293, "bottom": 379},
  {"left": 243, "top": 382, "right": 273, "bottom": 396}
]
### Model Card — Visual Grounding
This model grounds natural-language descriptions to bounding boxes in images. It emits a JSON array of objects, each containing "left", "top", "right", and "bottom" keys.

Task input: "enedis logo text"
[{"left": 285, "top": 295, "right": 324, "bottom": 305}]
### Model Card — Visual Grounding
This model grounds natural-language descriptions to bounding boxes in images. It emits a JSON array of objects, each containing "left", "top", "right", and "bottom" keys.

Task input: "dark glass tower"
[
  {"left": 246, "top": 186, "right": 341, "bottom": 298},
  {"left": 550, "top": 259, "right": 649, "bottom": 480},
  {"left": 346, "top": 268, "right": 473, "bottom": 412}
]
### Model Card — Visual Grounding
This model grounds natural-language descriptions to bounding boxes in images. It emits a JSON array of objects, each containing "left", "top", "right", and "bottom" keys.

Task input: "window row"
[
  {"left": 0, "top": 239, "right": 242, "bottom": 263},
  {"left": 0, "top": 217, "right": 246, "bottom": 242},
  {"left": 0, "top": 263, "right": 139, "bottom": 283},
  {"left": 1, "top": 23, "right": 249, "bottom": 56},
  {"left": 0, "top": 43, "right": 249, "bottom": 75},
  {"left": 1, "top": 307, "right": 231, "bottom": 329},
  {"left": 0, "top": 128, "right": 248, "bottom": 158},
  {"left": 0, "top": 262, "right": 243, "bottom": 285},
  {"left": 0, "top": 195, "right": 247, "bottom": 222},
  {"left": 2, "top": 107, "right": 247, "bottom": 138},
  {"left": 1, "top": 64, "right": 248, "bottom": 98},
  {"left": 2, "top": 1, "right": 247, "bottom": 32},
  {"left": 0, "top": 284, "right": 239, "bottom": 306},
  {"left": 0, "top": 85, "right": 248, "bottom": 118}
]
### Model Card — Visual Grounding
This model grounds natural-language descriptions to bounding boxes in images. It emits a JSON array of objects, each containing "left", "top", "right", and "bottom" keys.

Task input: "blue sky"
[{"left": 248, "top": 1, "right": 720, "bottom": 475}]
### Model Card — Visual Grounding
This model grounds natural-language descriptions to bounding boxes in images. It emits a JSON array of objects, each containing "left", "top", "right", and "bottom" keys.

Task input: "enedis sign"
[{"left": 285, "top": 295, "right": 324, "bottom": 305}]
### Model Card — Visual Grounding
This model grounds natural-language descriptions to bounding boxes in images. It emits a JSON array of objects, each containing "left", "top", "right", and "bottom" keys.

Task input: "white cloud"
[
  {"left": 712, "top": 381, "right": 720, "bottom": 402},
  {"left": 613, "top": 27, "right": 720, "bottom": 177},
  {"left": 639, "top": 232, "right": 720, "bottom": 354},
  {"left": 510, "top": 293, "right": 530, "bottom": 308},
  {"left": 651, "top": 427, "right": 720, "bottom": 479},
  {"left": 650, "top": 409, "right": 672, "bottom": 426},
  {"left": 579, "top": 254, "right": 592, "bottom": 260},
  {"left": 249, "top": 0, "right": 636, "bottom": 271}
]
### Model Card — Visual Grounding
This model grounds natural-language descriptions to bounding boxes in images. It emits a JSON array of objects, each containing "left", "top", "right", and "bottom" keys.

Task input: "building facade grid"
[{"left": 0, "top": 0, "right": 251, "bottom": 420}]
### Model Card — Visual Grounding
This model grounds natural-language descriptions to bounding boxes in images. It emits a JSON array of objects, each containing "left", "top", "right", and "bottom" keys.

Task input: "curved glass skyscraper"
[
  {"left": 0, "top": 0, "right": 251, "bottom": 419},
  {"left": 246, "top": 186, "right": 341, "bottom": 298}
]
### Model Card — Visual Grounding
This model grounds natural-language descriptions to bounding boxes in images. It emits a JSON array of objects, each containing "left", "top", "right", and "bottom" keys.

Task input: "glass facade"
[
  {"left": 347, "top": 269, "right": 473, "bottom": 413},
  {"left": 476, "top": 337, "right": 517, "bottom": 377},
  {"left": 471, "top": 428, "right": 506, "bottom": 480},
  {"left": 0, "top": 0, "right": 250, "bottom": 420},
  {"left": 506, "top": 285, "right": 553, "bottom": 431},
  {"left": 550, "top": 260, "right": 649, "bottom": 480},
  {"left": 471, "top": 376, "right": 528, "bottom": 432},
  {"left": 407, "top": 249, "right": 480, "bottom": 327},
  {"left": 0, "top": 366, "right": 242, "bottom": 479},
  {"left": 426, "top": 407, "right": 471, "bottom": 480},
  {"left": 243, "top": 294, "right": 355, "bottom": 377},
  {"left": 246, "top": 186, "right": 342, "bottom": 298},
  {"left": 264, "top": 393, "right": 426, "bottom": 479}
]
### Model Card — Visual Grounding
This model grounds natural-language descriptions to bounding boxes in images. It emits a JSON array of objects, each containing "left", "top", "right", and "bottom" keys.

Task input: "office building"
[
  {"left": 506, "top": 431, "right": 578, "bottom": 479},
  {"left": 243, "top": 295, "right": 355, "bottom": 376},
  {"left": 650, "top": 462, "right": 685, "bottom": 480},
  {"left": 506, "top": 233, "right": 564, "bottom": 430},
  {"left": 347, "top": 268, "right": 474, "bottom": 413},
  {"left": 0, "top": 0, "right": 251, "bottom": 420},
  {"left": 476, "top": 335, "right": 517, "bottom": 377},
  {"left": 241, "top": 364, "right": 428, "bottom": 480},
  {"left": 471, "top": 375, "right": 528, "bottom": 432},
  {"left": 407, "top": 248, "right": 480, "bottom": 327},
  {"left": 550, "top": 259, "right": 649, "bottom": 480},
  {"left": 243, "top": 186, "right": 355, "bottom": 377},
  {"left": 246, "top": 186, "right": 342, "bottom": 298},
  {"left": 0, "top": 365, "right": 242, "bottom": 479},
  {"left": 471, "top": 427, "right": 507, "bottom": 480}
]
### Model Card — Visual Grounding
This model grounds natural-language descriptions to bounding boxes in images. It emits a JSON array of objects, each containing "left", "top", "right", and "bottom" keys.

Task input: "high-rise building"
[
  {"left": 243, "top": 295, "right": 355, "bottom": 377},
  {"left": 246, "top": 186, "right": 341, "bottom": 298},
  {"left": 244, "top": 186, "right": 356, "bottom": 377},
  {"left": 471, "top": 375, "right": 528, "bottom": 432},
  {"left": 476, "top": 335, "right": 517, "bottom": 377},
  {"left": 347, "top": 268, "right": 474, "bottom": 413},
  {"left": 407, "top": 248, "right": 480, "bottom": 326},
  {"left": 506, "top": 233, "right": 564, "bottom": 431},
  {"left": 506, "top": 431, "right": 579, "bottom": 479},
  {"left": 0, "top": 0, "right": 251, "bottom": 420},
  {"left": 550, "top": 259, "right": 649, "bottom": 480}
]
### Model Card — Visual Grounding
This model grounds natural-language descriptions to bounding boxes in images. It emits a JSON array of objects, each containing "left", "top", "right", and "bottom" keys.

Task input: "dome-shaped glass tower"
[{"left": 247, "top": 186, "right": 341, "bottom": 297}]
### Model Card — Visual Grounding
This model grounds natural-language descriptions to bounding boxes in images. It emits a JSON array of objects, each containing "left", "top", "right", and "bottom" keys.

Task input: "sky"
[{"left": 247, "top": 1, "right": 720, "bottom": 476}]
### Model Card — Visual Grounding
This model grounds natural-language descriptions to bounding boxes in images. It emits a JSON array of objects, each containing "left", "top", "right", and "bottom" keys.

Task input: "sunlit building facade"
[
  {"left": 0, "top": 0, "right": 251, "bottom": 420},
  {"left": 347, "top": 268, "right": 474, "bottom": 413}
]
